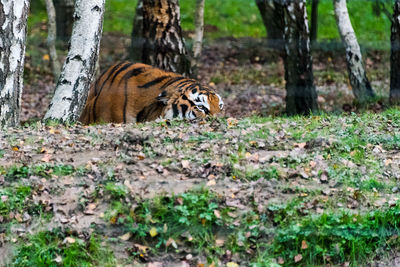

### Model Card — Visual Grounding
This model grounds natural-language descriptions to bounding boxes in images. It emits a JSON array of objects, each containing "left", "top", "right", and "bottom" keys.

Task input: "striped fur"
[{"left": 79, "top": 62, "right": 224, "bottom": 124}]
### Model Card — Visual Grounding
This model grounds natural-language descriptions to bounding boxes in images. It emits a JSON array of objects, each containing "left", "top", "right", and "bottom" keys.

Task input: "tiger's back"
[{"left": 79, "top": 62, "right": 223, "bottom": 124}]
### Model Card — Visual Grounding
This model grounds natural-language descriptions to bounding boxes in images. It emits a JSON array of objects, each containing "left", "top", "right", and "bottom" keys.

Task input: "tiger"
[{"left": 79, "top": 62, "right": 224, "bottom": 124}]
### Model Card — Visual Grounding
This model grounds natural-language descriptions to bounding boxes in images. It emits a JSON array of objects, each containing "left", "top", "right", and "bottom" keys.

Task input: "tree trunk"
[
  {"left": 255, "top": 0, "right": 284, "bottom": 51},
  {"left": 283, "top": 0, "right": 318, "bottom": 115},
  {"left": 54, "top": 0, "right": 74, "bottom": 42},
  {"left": 130, "top": 0, "right": 144, "bottom": 62},
  {"left": 191, "top": 0, "right": 205, "bottom": 77},
  {"left": 44, "top": 0, "right": 105, "bottom": 123},
  {"left": 310, "top": 0, "right": 319, "bottom": 43},
  {"left": 0, "top": 0, "right": 30, "bottom": 127},
  {"left": 45, "top": 0, "right": 61, "bottom": 81},
  {"left": 142, "top": 0, "right": 192, "bottom": 77},
  {"left": 390, "top": 0, "right": 400, "bottom": 105},
  {"left": 334, "top": 0, "right": 375, "bottom": 103}
]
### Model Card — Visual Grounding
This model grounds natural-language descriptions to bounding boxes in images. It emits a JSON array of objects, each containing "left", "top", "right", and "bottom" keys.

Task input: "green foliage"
[
  {"left": 12, "top": 229, "right": 116, "bottom": 267},
  {"left": 0, "top": 186, "right": 33, "bottom": 218},
  {"left": 104, "top": 182, "right": 128, "bottom": 199},
  {"left": 5, "top": 164, "right": 77, "bottom": 180},
  {"left": 29, "top": 0, "right": 391, "bottom": 47},
  {"left": 271, "top": 205, "right": 400, "bottom": 265}
]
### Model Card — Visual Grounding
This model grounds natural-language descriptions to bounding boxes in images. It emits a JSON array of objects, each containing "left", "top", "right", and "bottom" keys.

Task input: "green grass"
[
  {"left": 12, "top": 229, "right": 117, "bottom": 267},
  {"left": 29, "top": 0, "right": 391, "bottom": 48},
  {"left": 3, "top": 164, "right": 78, "bottom": 180}
]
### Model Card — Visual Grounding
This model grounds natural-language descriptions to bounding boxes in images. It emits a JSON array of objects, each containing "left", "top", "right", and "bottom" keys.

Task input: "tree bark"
[
  {"left": 130, "top": 0, "right": 144, "bottom": 62},
  {"left": 283, "top": 0, "right": 318, "bottom": 115},
  {"left": 0, "top": 0, "right": 30, "bottom": 127},
  {"left": 310, "top": 0, "right": 319, "bottom": 43},
  {"left": 44, "top": 0, "right": 105, "bottom": 123},
  {"left": 255, "top": 0, "right": 284, "bottom": 51},
  {"left": 191, "top": 0, "right": 205, "bottom": 77},
  {"left": 390, "top": 0, "right": 400, "bottom": 105},
  {"left": 53, "top": 0, "right": 74, "bottom": 42},
  {"left": 142, "top": 0, "right": 192, "bottom": 77},
  {"left": 334, "top": 0, "right": 375, "bottom": 103},
  {"left": 45, "top": 0, "right": 61, "bottom": 81}
]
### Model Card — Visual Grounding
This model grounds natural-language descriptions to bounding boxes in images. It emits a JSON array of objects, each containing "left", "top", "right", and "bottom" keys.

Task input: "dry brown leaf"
[
  {"left": 301, "top": 240, "right": 308, "bottom": 249},
  {"left": 119, "top": 232, "right": 131, "bottom": 241},
  {"left": 215, "top": 239, "right": 225, "bottom": 247},
  {"left": 294, "top": 254, "right": 303, "bottom": 262},
  {"left": 181, "top": 160, "right": 190, "bottom": 169},
  {"left": 41, "top": 153, "right": 52, "bottom": 163},
  {"left": 213, "top": 210, "right": 221, "bottom": 218}
]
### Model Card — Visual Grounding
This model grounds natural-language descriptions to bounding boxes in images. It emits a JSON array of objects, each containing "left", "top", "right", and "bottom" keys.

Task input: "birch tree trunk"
[
  {"left": 44, "top": 0, "right": 105, "bottom": 123},
  {"left": 45, "top": 0, "right": 61, "bottom": 81},
  {"left": 130, "top": 0, "right": 144, "bottom": 62},
  {"left": 283, "top": 0, "right": 318, "bottom": 115},
  {"left": 142, "top": 0, "right": 192, "bottom": 77},
  {"left": 390, "top": 0, "right": 400, "bottom": 105},
  {"left": 191, "top": 0, "right": 205, "bottom": 77},
  {"left": 0, "top": 0, "right": 30, "bottom": 127},
  {"left": 334, "top": 0, "right": 375, "bottom": 103},
  {"left": 255, "top": 0, "right": 284, "bottom": 51}
]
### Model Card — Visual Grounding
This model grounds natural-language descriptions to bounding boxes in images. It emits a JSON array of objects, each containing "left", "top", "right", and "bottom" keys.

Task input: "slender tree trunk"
[
  {"left": 390, "top": 0, "right": 400, "bottom": 105},
  {"left": 45, "top": 0, "right": 61, "bottom": 81},
  {"left": 283, "top": 0, "right": 318, "bottom": 115},
  {"left": 310, "top": 0, "right": 319, "bottom": 43},
  {"left": 142, "top": 0, "right": 192, "bottom": 77},
  {"left": 255, "top": 0, "right": 284, "bottom": 51},
  {"left": 191, "top": 0, "right": 205, "bottom": 77},
  {"left": 44, "top": 0, "right": 105, "bottom": 123},
  {"left": 130, "top": 0, "right": 144, "bottom": 62},
  {"left": 334, "top": 0, "right": 375, "bottom": 103},
  {"left": 0, "top": 0, "right": 30, "bottom": 127},
  {"left": 54, "top": 0, "right": 74, "bottom": 42}
]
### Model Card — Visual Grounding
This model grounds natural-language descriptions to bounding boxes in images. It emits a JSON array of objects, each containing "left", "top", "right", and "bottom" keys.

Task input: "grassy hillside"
[{"left": 29, "top": 0, "right": 391, "bottom": 48}]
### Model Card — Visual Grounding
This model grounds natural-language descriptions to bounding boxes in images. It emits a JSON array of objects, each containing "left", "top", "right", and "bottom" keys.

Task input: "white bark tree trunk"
[
  {"left": 191, "top": 0, "right": 205, "bottom": 76},
  {"left": 45, "top": 0, "right": 61, "bottom": 81},
  {"left": 333, "top": 0, "right": 375, "bottom": 103},
  {"left": 44, "top": 0, "right": 105, "bottom": 123},
  {"left": 0, "top": 0, "right": 30, "bottom": 127}
]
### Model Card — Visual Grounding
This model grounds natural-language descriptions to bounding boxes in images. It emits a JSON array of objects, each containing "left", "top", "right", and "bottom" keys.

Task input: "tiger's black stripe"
[
  {"left": 180, "top": 104, "right": 188, "bottom": 117},
  {"left": 138, "top": 76, "right": 170, "bottom": 89},
  {"left": 92, "top": 62, "right": 127, "bottom": 122},
  {"left": 118, "top": 67, "right": 147, "bottom": 86},
  {"left": 172, "top": 104, "right": 179, "bottom": 117},
  {"left": 110, "top": 62, "right": 134, "bottom": 86},
  {"left": 159, "top": 76, "right": 186, "bottom": 91}
]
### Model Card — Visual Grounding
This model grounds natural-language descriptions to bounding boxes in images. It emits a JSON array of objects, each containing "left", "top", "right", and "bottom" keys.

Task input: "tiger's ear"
[{"left": 157, "top": 91, "right": 168, "bottom": 104}]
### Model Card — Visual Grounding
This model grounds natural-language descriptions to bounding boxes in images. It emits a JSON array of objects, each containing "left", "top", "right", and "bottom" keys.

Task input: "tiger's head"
[{"left": 161, "top": 84, "right": 224, "bottom": 120}]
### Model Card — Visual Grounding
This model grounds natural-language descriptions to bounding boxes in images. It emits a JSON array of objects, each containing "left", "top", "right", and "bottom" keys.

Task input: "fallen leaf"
[
  {"left": 214, "top": 210, "right": 221, "bottom": 218},
  {"left": 181, "top": 160, "right": 190, "bottom": 169},
  {"left": 166, "top": 237, "right": 177, "bottom": 248},
  {"left": 41, "top": 153, "right": 52, "bottom": 163},
  {"left": 149, "top": 227, "right": 158, "bottom": 237},
  {"left": 301, "top": 240, "right": 308, "bottom": 249},
  {"left": 226, "top": 262, "right": 239, "bottom": 267},
  {"left": 64, "top": 237, "right": 76, "bottom": 244},
  {"left": 215, "top": 239, "right": 225, "bottom": 247},
  {"left": 119, "top": 232, "right": 131, "bottom": 241},
  {"left": 294, "top": 254, "right": 303, "bottom": 262}
]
